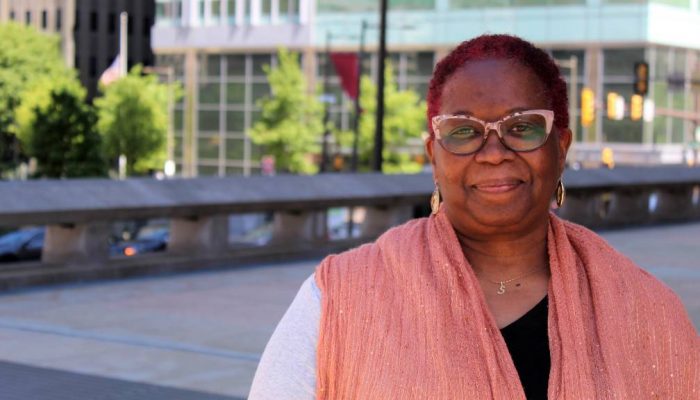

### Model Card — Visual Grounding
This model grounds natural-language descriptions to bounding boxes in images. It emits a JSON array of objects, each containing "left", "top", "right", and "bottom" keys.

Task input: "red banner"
[{"left": 330, "top": 52, "right": 359, "bottom": 100}]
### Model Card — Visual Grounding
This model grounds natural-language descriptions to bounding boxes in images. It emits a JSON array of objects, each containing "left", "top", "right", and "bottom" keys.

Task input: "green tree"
[
  {"left": 337, "top": 63, "right": 427, "bottom": 173},
  {"left": 95, "top": 66, "right": 181, "bottom": 175},
  {"left": 0, "top": 23, "right": 70, "bottom": 173},
  {"left": 14, "top": 76, "right": 105, "bottom": 178},
  {"left": 250, "top": 48, "right": 323, "bottom": 174}
]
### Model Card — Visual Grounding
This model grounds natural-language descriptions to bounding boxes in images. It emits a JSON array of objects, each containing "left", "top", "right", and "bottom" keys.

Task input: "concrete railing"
[{"left": 0, "top": 167, "right": 699, "bottom": 290}]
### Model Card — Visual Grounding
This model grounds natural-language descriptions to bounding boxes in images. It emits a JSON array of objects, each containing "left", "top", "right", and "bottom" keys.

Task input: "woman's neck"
[{"left": 456, "top": 223, "right": 549, "bottom": 281}]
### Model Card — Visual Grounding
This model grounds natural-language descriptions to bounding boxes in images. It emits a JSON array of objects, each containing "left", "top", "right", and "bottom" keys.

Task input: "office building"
[
  {"left": 152, "top": 0, "right": 700, "bottom": 176},
  {"left": 1, "top": 0, "right": 156, "bottom": 99}
]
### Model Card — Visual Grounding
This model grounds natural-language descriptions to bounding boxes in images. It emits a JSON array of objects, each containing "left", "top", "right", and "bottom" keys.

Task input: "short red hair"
[{"left": 427, "top": 34, "right": 569, "bottom": 137}]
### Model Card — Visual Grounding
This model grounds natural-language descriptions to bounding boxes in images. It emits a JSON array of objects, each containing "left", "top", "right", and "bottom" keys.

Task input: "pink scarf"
[{"left": 315, "top": 212, "right": 699, "bottom": 399}]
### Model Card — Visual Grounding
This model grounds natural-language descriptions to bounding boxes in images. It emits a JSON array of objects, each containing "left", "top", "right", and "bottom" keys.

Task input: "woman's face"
[{"left": 426, "top": 58, "right": 571, "bottom": 238}]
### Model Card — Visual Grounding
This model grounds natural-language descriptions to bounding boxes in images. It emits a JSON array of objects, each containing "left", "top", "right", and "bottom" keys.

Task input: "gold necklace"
[{"left": 480, "top": 266, "right": 546, "bottom": 295}]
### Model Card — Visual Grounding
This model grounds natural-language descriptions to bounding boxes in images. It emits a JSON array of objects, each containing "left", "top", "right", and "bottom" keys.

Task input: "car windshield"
[
  {"left": 0, "top": 230, "right": 37, "bottom": 247},
  {"left": 136, "top": 226, "right": 168, "bottom": 240}
]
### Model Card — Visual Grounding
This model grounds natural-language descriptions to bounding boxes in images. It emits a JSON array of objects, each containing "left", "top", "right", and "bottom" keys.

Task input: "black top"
[{"left": 500, "top": 296, "right": 550, "bottom": 400}]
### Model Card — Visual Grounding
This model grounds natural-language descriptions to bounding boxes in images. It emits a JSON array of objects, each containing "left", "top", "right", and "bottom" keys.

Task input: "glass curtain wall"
[
  {"left": 550, "top": 49, "right": 586, "bottom": 142},
  {"left": 156, "top": 53, "right": 271, "bottom": 176},
  {"left": 197, "top": 53, "right": 271, "bottom": 175},
  {"left": 602, "top": 48, "right": 645, "bottom": 143}
]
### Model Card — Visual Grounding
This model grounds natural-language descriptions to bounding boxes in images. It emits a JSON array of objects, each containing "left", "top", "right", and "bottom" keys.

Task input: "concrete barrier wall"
[{"left": 0, "top": 167, "right": 698, "bottom": 290}]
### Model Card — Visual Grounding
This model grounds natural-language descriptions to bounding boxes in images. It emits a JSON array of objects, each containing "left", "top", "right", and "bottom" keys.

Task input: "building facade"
[
  {"left": 152, "top": 0, "right": 700, "bottom": 176},
  {"left": 1, "top": 0, "right": 155, "bottom": 99}
]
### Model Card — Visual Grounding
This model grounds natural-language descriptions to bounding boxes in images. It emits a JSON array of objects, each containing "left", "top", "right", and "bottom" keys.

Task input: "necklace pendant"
[{"left": 497, "top": 282, "right": 506, "bottom": 295}]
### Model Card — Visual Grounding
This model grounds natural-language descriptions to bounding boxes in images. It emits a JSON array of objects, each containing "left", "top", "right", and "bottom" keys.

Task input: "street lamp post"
[
  {"left": 351, "top": 20, "right": 368, "bottom": 172},
  {"left": 373, "top": 0, "right": 388, "bottom": 172}
]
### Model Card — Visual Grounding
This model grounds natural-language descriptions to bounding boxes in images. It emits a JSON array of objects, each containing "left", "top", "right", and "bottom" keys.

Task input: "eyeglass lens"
[{"left": 439, "top": 113, "right": 549, "bottom": 154}]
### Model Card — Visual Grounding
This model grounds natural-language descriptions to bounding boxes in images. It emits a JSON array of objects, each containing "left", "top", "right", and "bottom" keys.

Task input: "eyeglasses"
[{"left": 431, "top": 109, "right": 554, "bottom": 155}]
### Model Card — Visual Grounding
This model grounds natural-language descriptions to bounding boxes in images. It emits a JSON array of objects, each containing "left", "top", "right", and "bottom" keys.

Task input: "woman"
[{"left": 249, "top": 35, "right": 698, "bottom": 399}]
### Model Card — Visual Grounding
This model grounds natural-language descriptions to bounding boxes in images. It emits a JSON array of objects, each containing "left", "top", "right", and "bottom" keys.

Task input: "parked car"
[
  {"left": 0, "top": 227, "right": 45, "bottom": 262},
  {"left": 110, "top": 226, "right": 169, "bottom": 257}
]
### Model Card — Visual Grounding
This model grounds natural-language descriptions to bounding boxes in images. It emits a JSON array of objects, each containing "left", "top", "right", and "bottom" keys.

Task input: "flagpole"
[
  {"left": 119, "top": 12, "right": 128, "bottom": 77},
  {"left": 119, "top": 12, "right": 128, "bottom": 179}
]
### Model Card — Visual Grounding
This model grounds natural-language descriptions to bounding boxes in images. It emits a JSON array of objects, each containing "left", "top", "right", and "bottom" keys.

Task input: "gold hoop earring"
[
  {"left": 431, "top": 185, "right": 441, "bottom": 215},
  {"left": 556, "top": 179, "right": 566, "bottom": 208}
]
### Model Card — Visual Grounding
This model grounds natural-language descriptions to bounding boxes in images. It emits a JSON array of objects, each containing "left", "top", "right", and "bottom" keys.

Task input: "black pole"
[
  {"left": 373, "top": 0, "right": 387, "bottom": 172},
  {"left": 351, "top": 21, "right": 366, "bottom": 172},
  {"left": 320, "top": 32, "right": 331, "bottom": 173}
]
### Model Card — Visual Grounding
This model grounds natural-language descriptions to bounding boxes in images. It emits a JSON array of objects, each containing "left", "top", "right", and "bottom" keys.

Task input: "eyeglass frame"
[{"left": 430, "top": 109, "right": 555, "bottom": 155}]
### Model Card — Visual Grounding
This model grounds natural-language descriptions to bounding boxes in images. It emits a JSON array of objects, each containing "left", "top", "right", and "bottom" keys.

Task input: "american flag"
[{"left": 99, "top": 55, "right": 122, "bottom": 87}]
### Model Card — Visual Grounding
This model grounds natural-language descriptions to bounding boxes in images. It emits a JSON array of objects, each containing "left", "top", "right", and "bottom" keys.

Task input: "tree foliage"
[
  {"left": 250, "top": 48, "right": 324, "bottom": 174},
  {"left": 14, "top": 76, "right": 105, "bottom": 178},
  {"left": 94, "top": 66, "right": 181, "bottom": 175},
  {"left": 336, "top": 63, "right": 427, "bottom": 173},
  {"left": 0, "top": 22, "right": 70, "bottom": 172}
]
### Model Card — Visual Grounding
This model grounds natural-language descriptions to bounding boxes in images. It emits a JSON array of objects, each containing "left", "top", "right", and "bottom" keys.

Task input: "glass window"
[
  {"left": 318, "top": 0, "right": 435, "bottom": 12},
  {"left": 226, "top": 111, "right": 246, "bottom": 132},
  {"left": 26, "top": 11, "right": 31, "bottom": 24},
  {"left": 226, "top": 166, "right": 245, "bottom": 175},
  {"left": 604, "top": 48, "right": 645, "bottom": 77},
  {"left": 156, "top": 2, "right": 167, "bottom": 19},
  {"left": 449, "top": 0, "right": 583, "bottom": 7},
  {"left": 212, "top": 0, "right": 222, "bottom": 18},
  {"left": 200, "top": 55, "right": 221, "bottom": 77},
  {"left": 252, "top": 83, "right": 271, "bottom": 102},
  {"left": 551, "top": 49, "right": 585, "bottom": 75},
  {"left": 252, "top": 54, "right": 271, "bottom": 77},
  {"left": 56, "top": 9, "right": 62, "bottom": 30},
  {"left": 227, "top": 55, "right": 246, "bottom": 76},
  {"left": 198, "top": 137, "right": 220, "bottom": 159},
  {"left": 41, "top": 10, "right": 47, "bottom": 29},
  {"left": 672, "top": 49, "right": 686, "bottom": 75},
  {"left": 174, "top": 135, "right": 183, "bottom": 159},
  {"left": 391, "top": 0, "right": 436, "bottom": 9},
  {"left": 279, "top": 0, "right": 300, "bottom": 20},
  {"left": 651, "top": 0, "right": 690, "bottom": 7},
  {"left": 251, "top": 110, "right": 263, "bottom": 124},
  {"left": 199, "top": 83, "right": 221, "bottom": 105},
  {"left": 228, "top": 0, "right": 236, "bottom": 20},
  {"left": 198, "top": 110, "right": 221, "bottom": 131},
  {"left": 407, "top": 82, "right": 429, "bottom": 100},
  {"left": 90, "top": 11, "right": 98, "bottom": 31},
  {"left": 108, "top": 12, "right": 116, "bottom": 33},
  {"left": 602, "top": 83, "right": 643, "bottom": 143},
  {"left": 260, "top": 0, "right": 273, "bottom": 23},
  {"left": 226, "top": 82, "right": 246, "bottom": 104},
  {"left": 226, "top": 138, "right": 245, "bottom": 159},
  {"left": 174, "top": 109, "right": 184, "bottom": 131},
  {"left": 198, "top": 165, "right": 219, "bottom": 176},
  {"left": 670, "top": 117, "right": 685, "bottom": 143}
]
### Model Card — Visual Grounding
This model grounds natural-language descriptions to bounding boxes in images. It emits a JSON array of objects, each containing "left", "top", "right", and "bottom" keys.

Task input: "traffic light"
[
  {"left": 630, "top": 94, "right": 643, "bottom": 121},
  {"left": 634, "top": 62, "right": 649, "bottom": 96},
  {"left": 581, "top": 88, "right": 595, "bottom": 127}
]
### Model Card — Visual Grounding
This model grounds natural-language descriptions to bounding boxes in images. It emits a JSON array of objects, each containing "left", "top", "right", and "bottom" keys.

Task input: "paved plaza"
[{"left": 0, "top": 222, "right": 697, "bottom": 399}]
